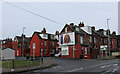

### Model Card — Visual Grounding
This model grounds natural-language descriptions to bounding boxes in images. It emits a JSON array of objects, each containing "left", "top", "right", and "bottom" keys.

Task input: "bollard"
[
  {"left": 41, "top": 57, "right": 43, "bottom": 63},
  {"left": 11, "top": 60, "right": 14, "bottom": 71}
]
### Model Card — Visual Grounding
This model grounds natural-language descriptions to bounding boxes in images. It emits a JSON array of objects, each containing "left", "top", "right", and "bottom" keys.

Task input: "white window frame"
[
  {"left": 44, "top": 48, "right": 46, "bottom": 54},
  {"left": 52, "top": 42, "right": 54, "bottom": 46},
  {"left": 90, "top": 36, "right": 92, "bottom": 42},
  {"left": 17, "top": 50, "right": 19, "bottom": 56},
  {"left": 85, "top": 47, "right": 87, "bottom": 54},
  {"left": 65, "top": 27, "right": 67, "bottom": 32},
  {"left": 44, "top": 41, "right": 46, "bottom": 46},
  {"left": 94, "top": 37, "right": 96, "bottom": 43},
  {"left": 33, "top": 43, "right": 35, "bottom": 49},
  {"left": 80, "top": 36, "right": 83, "bottom": 43}
]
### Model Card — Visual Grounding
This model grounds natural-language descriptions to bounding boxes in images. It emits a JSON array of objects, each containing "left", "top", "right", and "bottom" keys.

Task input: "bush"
[
  {"left": 31, "top": 55, "right": 33, "bottom": 61},
  {"left": 26, "top": 54, "right": 29, "bottom": 60}
]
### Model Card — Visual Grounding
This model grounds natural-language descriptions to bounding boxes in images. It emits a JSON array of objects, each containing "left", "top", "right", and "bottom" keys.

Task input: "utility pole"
[
  {"left": 22, "top": 27, "right": 26, "bottom": 58},
  {"left": 107, "top": 19, "right": 110, "bottom": 56}
]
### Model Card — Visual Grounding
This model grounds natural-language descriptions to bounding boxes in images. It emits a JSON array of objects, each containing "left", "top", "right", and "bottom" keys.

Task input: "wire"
[{"left": 5, "top": 2, "right": 63, "bottom": 25}]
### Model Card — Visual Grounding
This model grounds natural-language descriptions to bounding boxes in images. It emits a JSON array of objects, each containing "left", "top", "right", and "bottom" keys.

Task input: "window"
[
  {"left": 17, "top": 51, "right": 19, "bottom": 56},
  {"left": 94, "top": 37, "right": 96, "bottom": 43},
  {"left": 80, "top": 36, "right": 83, "bottom": 43},
  {"left": 65, "top": 27, "right": 67, "bottom": 32},
  {"left": 76, "top": 27, "right": 79, "bottom": 31},
  {"left": 88, "top": 27, "right": 91, "bottom": 32},
  {"left": 90, "top": 36, "right": 92, "bottom": 42},
  {"left": 29, "top": 44, "right": 30, "bottom": 48},
  {"left": 52, "top": 48, "right": 54, "bottom": 53},
  {"left": 44, "top": 41, "right": 46, "bottom": 46},
  {"left": 33, "top": 43, "right": 35, "bottom": 49},
  {"left": 44, "top": 48, "right": 46, "bottom": 54},
  {"left": 52, "top": 42, "right": 54, "bottom": 46},
  {"left": 82, "top": 47, "right": 84, "bottom": 54},
  {"left": 85, "top": 47, "right": 87, "bottom": 54},
  {"left": 43, "top": 34, "right": 46, "bottom": 37}
]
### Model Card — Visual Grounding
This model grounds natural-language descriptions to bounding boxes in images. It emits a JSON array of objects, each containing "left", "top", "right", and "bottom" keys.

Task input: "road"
[{"left": 22, "top": 58, "right": 120, "bottom": 74}]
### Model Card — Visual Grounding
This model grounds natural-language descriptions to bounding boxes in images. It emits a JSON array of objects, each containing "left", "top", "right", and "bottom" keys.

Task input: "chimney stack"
[
  {"left": 79, "top": 22, "right": 84, "bottom": 27},
  {"left": 112, "top": 31, "right": 116, "bottom": 35},
  {"left": 91, "top": 26, "right": 95, "bottom": 31},
  {"left": 55, "top": 31, "right": 59, "bottom": 35},
  {"left": 42, "top": 28, "right": 46, "bottom": 34},
  {"left": 70, "top": 23, "right": 74, "bottom": 26},
  {"left": 22, "top": 34, "right": 26, "bottom": 38}
]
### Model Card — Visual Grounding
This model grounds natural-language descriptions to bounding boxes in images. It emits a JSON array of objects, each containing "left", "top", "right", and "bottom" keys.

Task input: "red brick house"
[
  {"left": 59, "top": 22, "right": 92, "bottom": 59},
  {"left": 13, "top": 34, "right": 31, "bottom": 57},
  {"left": 2, "top": 38, "right": 13, "bottom": 49},
  {"left": 30, "top": 28, "right": 59, "bottom": 58}
]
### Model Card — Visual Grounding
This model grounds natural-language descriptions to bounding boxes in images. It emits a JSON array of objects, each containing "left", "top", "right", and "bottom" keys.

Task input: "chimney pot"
[
  {"left": 70, "top": 23, "right": 74, "bottom": 26},
  {"left": 79, "top": 22, "right": 84, "bottom": 27}
]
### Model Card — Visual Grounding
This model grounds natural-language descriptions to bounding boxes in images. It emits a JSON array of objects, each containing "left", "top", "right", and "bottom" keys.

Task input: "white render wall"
[{"left": 2, "top": 48, "right": 15, "bottom": 60}]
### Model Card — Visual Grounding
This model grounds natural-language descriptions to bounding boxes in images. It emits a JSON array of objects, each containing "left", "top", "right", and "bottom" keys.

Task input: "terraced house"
[
  {"left": 30, "top": 28, "right": 59, "bottom": 58},
  {"left": 1, "top": 38, "right": 13, "bottom": 49},
  {"left": 13, "top": 34, "right": 31, "bottom": 57},
  {"left": 59, "top": 22, "right": 119, "bottom": 59}
]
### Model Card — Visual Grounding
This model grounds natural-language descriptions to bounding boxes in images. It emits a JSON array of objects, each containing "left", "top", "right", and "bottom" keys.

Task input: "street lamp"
[
  {"left": 107, "top": 19, "right": 110, "bottom": 56},
  {"left": 22, "top": 27, "right": 26, "bottom": 58}
]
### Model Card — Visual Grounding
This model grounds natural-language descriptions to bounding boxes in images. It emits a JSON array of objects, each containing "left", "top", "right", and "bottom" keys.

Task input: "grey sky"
[{"left": 2, "top": 2, "right": 118, "bottom": 39}]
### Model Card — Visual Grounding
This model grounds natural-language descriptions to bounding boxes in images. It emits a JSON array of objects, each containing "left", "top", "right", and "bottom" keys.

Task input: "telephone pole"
[{"left": 107, "top": 19, "right": 110, "bottom": 56}]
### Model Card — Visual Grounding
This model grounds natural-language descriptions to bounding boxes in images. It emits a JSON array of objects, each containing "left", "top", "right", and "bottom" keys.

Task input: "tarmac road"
[{"left": 22, "top": 58, "right": 120, "bottom": 74}]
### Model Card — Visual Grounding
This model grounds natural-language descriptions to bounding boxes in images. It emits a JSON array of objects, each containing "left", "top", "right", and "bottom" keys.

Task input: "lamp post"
[
  {"left": 22, "top": 27, "right": 26, "bottom": 58},
  {"left": 107, "top": 19, "right": 110, "bottom": 56}
]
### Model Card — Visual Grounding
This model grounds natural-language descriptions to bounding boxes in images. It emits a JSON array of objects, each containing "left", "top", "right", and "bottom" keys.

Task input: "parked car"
[{"left": 55, "top": 52, "right": 61, "bottom": 57}]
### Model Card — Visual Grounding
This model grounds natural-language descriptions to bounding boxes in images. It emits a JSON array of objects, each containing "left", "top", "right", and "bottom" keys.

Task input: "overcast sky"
[{"left": 2, "top": 2, "right": 118, "bottom": 39}]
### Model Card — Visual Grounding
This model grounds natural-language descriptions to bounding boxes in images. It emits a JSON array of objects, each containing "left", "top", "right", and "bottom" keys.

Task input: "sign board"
[
  {"left": 59, "top": 32, "right": 75, "bottom": 45},
  {"left": 62, "top": 46, "right": 69, "bottom": 55},
  {"left": 100, "top": 45, "right": 107, "bottom": 50}
]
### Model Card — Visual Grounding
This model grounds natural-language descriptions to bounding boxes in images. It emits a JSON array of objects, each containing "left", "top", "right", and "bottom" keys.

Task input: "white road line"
[
  {"left": 112, "top": 68, "right": 117, "bottom": 72},
  {"left": 106, "top": 70, "right": 112, "bottom": 73},
  {"left": 52, "top": 66, "right": 61, "bottom": 69},
  {"left": 101, "top": 66, "right": 106, "bottom": 68},
  {"left": 68, "top": 68, "right": 83, "bottom": 72},
  {"left": 114, "top": 64, "right": 118, "bottom": 66},
  {"left": 101, "top": 65, "right": 111, "bottom": 69}
]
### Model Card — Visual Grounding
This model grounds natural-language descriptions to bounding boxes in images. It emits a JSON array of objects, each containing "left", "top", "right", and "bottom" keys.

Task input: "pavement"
[
  {"left": 23, "top": 58, "right": 120, "bottom": 74},
  {"left": 1, "top": 58, "right": 56, "bottom": 74}
]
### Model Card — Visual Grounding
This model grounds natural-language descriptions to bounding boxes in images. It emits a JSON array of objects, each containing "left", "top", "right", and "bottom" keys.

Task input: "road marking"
[
  {"left": 106, "top": 70, "right": 112, "bottom": 73},
  {"left": 52, "top": 66, "right": 61, "bottom": 69},
  {"left": 68, "top": 68, "right": 83, "bottom": 72},
  {"left": 101, "top": 65, "right": 111, "bottom": 69},
  {"left": 101, "top": 66, "right": 106, "bottom": 68},
  {"left": 112, "top": 69, "right": 117, "bottom": 72},
  {"left": 114, "top": 64, "right": 118, "bottom": 66}
]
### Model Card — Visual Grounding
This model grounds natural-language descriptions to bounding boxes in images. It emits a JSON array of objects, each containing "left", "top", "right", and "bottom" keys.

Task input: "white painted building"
[{"left": 1, "top": 48, "right": 15, "bottom": 60}]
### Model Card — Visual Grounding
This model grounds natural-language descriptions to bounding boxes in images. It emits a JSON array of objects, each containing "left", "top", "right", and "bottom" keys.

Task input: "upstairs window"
[
  {"left": 80, "top": 36, "right": 83, "bottom": 43},
  {"left": 75, "top": 27, "right": 79, "bottom": 31},
  {"left": 65, "top": 27, "right": 67, "bottom": 33},
  {"left": 33, "top": 43, "right": 35, "bottom": 49},
  {"left": 90, "top": 36, "right": 92, "bottom": 42},
  {"left": 43, "top": 34, "right": 46, "bottom": 37},
  {"left": 44, "top": 41, "right": 46, "bottom": 46},
  {"left": 52, "top": 42, "right": 54, "bottom": 46},
  {"left": 94, "top": 37, "right": 96, "bottom": 43}
]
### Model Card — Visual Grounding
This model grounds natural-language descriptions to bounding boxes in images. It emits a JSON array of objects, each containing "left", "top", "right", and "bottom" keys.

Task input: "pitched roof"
[
  {"left": 60, "top": 24, "right": 86, "bottom": 35},
  {"left": 16, "top": 36, "right": 31, "bottom": 42},
  {"left": 33, "top": 31, "right": 57, "bottom": 41}
]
